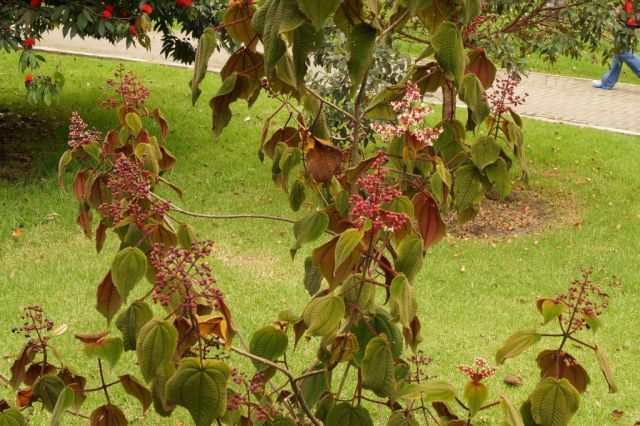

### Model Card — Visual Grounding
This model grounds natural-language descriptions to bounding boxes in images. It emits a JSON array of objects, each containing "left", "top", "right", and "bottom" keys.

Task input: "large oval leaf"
[
  {"left": 50, "top": 386, "right": 75, "bottom": 426},
  {"left": 111, "top": 247, "right": 147, "bottom": 302},
  {"left": 390, "top": 274, "right": 417, "bottom": 327},
  {"left": 249, "top": 325, "right": 289, "bottom": 371},
  {"left": 347, "top": 23, "right": 377, "bottom": 97},
  {"left": 463, "top": 381, "right": 488, "bottom": 417},
  {"left": 334, "top": 228, "right": 363, "bottom": 272},
  {"left": 291, "top": 211, "right": 329, "bottom": 258},
  {"left": 89, "top": 404, "right": 128, "bottom": 426},
  {"left": 394, "top": 234, "right": 424, "bottom": 282},
  {"left": 136, "top": 318, "right": 178, "bottom": 383},
  {"left": 530, "top": 378, "right": 580, "bottom": 426},
  {"left": 500, "top": 393, "right": 525, "bottom": 426},
  {"left": 361, "top": 335, "right": 396, "bottom": 397},
  {"left": 352, "top": 310, "right": 403, "bottom": 364},
  {"left": 0, "top": 408, "right": 26, "bottom": 426},
  {"left": 303, "top": 294, "right": 345, "bottom": 337},
  {"left": 496, "top": 329, "right": 541, "bottom": 364},
  {"left": 32, "top": 374, "right": 64, "bottom": 412},
  {"left": 83, "top": 337, "right": 124, "bottom": 369},
  {"left": 116, "top": 301, "right": 153, "bottom": 352},
  {"left": 432, "top": 21, "right": 465, "bottom": 85},
  {"left": 165, "top": 358, "right": 230, "bottom": 426},
  {"left": 326, "top": 403, "right": 373, "bottom": 426}
]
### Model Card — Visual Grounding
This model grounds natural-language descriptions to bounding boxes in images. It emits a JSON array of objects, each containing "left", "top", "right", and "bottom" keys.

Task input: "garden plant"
[{"left": 0, "top": 0, "right": 626, "bottom": 425}]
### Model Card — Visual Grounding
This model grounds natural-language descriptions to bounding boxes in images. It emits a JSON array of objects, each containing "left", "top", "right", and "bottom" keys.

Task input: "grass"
[{"left": 0, "top": 51, "right": 639, "bottom": 425}]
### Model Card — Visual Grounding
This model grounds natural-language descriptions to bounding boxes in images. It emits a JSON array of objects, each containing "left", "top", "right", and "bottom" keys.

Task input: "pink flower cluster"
[
  {"left": 148, "top": 241, "right": 224, "bottom": 311},
  {"left": 486, "top": 73, "right": 528, "bottom": 114},
  {"left": 553, "top": 268, "right": 609, "bottom": 332},
  {"left": 459, "top": 357, "right": 497, "bottom": 383},
  {"left": 350, "top": 152, "right": 408, "bottom": 233},
  {"left": 99, "top": 64, "right": 150, "bottom": 110},
  {"left": 99, "top": 155, "right": 169, "bottom": 227},
  {"left": 227, "top": 370, "right": 283, "bottom": 420},
  {"left": 67, "top": 112, "right": 102, "bottom": 149},
  {"left": 371, "top": 83, "right": 442, "bottom": 146}
]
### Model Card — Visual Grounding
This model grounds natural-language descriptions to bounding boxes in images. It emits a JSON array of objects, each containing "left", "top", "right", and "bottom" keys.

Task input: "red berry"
[
  {"left": 129, "top": 24, "right": 138, "bottom": 36},
  {"left": 102, "top": 9, "right": 113, "bottom": 19},
  {"left": 25, "top": 74, "right": 33, "bottom": 83},
  {"left": 177, "top": 0, "right": 192, "bottom": 6},
  {"left": 30, "top": 0, "right": 41, "bottom": 7},
  {"left": 140, "top": 3, "right": 152, "bottom": 14},
  {"left": 104, "top": 4, "right": 115, "bottom": 13},
  {"left": 24, "top": 38, "right": 35, "bottom": 48}
]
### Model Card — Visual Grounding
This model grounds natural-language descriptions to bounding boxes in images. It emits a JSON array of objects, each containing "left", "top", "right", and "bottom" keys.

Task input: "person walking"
[{"left": 592, "top": 1, "right": 640, "bottom": 89}]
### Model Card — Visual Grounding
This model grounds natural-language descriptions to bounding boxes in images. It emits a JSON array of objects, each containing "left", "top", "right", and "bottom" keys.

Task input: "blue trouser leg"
[
  {"left": 600, "top": 55, "right": 623, "bottom": 89},
  {"left": 618, "top": 52, "right": 640, "bottom": 77}
]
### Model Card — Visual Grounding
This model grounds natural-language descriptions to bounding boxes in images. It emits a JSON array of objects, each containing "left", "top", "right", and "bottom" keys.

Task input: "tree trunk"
[{"left": 442, "top": 82, "right": 457, "bottom": 123}]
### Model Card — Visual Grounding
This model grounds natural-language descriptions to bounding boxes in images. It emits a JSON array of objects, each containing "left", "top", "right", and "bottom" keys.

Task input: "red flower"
[
  {"left": 30, "top": 0, "right": 42, "bottom": 7},
  {"left": 24, "top": 38, "right": 35, "bottom": 48},
  {"left": 129, "top": 24, "right": 138, "bottom": 36},
  {"left": 25, "top": 74, "right": 33, "bottom": 84},
  {"left": 104, "top": 4, "right": 115, "bottom": 13},
  {"left": 140, "top": 3, "right": 152, "bottom": 14},
  {"left": 177, "top": 0, "right": 192, "bottom": 6},
  {"left": 102, "top": 9, "right": 113, "bottom": 19}
]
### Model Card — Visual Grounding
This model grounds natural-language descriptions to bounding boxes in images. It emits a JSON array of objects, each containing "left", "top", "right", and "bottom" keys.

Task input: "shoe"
[{"left": 591, "top": 80, "right": 612, "bottom": 90}]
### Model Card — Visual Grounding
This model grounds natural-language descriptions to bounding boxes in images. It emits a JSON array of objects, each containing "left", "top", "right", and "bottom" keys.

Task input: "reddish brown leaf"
[
  {"left": 536, "top": 350, "right": 591, "bottom": 393},
  {"left": 151, "top": 108, "right": 169, "bottom": 141},
  {"left": 77, "top": 205, "right": 93, "bottom": 238},
  {"left": 412, "top": 192, "right": 447, "bottom": 249},
  {"left": 88, "top": 174, "right": 112, "bottom": 210},
  {"left": 102, "top": 130, "right": 120, "bottom": 155},
  {"left": 119, "top": 375, "right": 152, "bottom": 413},
  {"left": 403, "top": 316, "right": 424, "bottom": 352},
  {"left": 465, "top": 48, "right": 496, "bottom": 90},
  {"left": 264, "top": 127, "right": 301, "bottom": 159},
  {"left": 174, "top": 317, "right": 198, "bottom": 357},
  {"left": 24, "top": 363, "right": 56, "bottom": 386},
  {"left": 15, "top": 387, "right": 34, "bottom": 408},
  {"left": 73, "top": 169, "right": 92, "bottom": 201},
  {"left": 149, "top": 223, "right": 177, "bottom": 250},
  {"left": 89, "top": 404, "right": 128, "bottom": 426},
  {"left": 9, "top": 345, "right": 35, "bottom": 390},
  {"left": 304, "top": 136, "right": 344, "bottom": 183},
  {"left": 96, "top": 221, "right": 107, "bottom": 254},
  {"left": 210, "top": 73, "right": 251, "bottom": 137},
  {"left": 58, "top": 368, "right": 87, "bottom": 409},
  {"left": 611, "top": 410, "right": 624, "bottom": 419},
  {"left": 158, "top": 146, "right": 176, "bottom": 171},
  {"left": 311, "top": 235, "right": 359, "bottom": 288},
  {"left": 221, "top": 49, "right": 264, "bottom": 103},
  {"left": 293, "top": 319, "right": 307, "bottom": 349},
  {"left": 74, "top": 330, "right": 110, "bottom": 344},
  {"left": 96, "top": 272, "right": 123, "bottom": 324}
]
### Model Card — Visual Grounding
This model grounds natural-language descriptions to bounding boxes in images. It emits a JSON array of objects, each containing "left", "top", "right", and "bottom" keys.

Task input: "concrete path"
[{"left": 36, "top": 30, "right": 640, "bottom": 136}]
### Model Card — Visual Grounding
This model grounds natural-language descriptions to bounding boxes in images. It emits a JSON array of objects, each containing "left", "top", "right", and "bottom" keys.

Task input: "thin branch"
[{"left": 305, "top": 87, "right": 356, "bottom": 122}]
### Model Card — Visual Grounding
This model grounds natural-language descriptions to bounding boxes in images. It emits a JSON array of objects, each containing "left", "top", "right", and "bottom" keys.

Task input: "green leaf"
[
  {"left": 423, "top": 381, "right": 457, "bottom": 402},
  {"left": 334, "top": 228, "right": 363, "bottom": 273},
  {"left": 136, "top": 318, "right": 178, "bottom": 383},
  {"left": 152, "top": 362, "right": 176, "bottom": 417},
  {"left": 432, "top": 22, "right": 465, "bottom": 86},
  {"left": 595, "top": 345, "right": 618, "bottom": 393},
  {"left": 252, "top": 0, "right": 305, "bottom": 72},
  {"left": 537, "top": 299, "right": 565, "bottom": 325},
  {"left": 120, "top": 374, "right": 152, "bottom": 413},
  {"left": 84, "top": 337, "right": 123, "bottom": 369},
  {"left": 249, "top": 325, "right": 289, "bottom": 371},
  {"left": 326, "top": 403, "right": 373, "bottom": 426},
  {"left": 291, "top": 211, "right": 329, "bottom": 258},
  {"left": 347, "top": 23, "right": 377, "bottom": 97},
  {"left": 0, "top": 408, "right": 26, "bottom": 426},
  {"left": 485, "top": 158, "right": 512, "bottom": 200},
  {"left": 459, "top": 73, "right": 490, "bottom": 130},
  {"left": 116, "top": 301, "right": 153, "bottom": 352},
  {"left": 165, "top": 358, "right": 230, "bottom": 426},
  {"left": 134, "top": 142, "right": 160, "bottom": 176},
  {"left": 352, "top": 311, "right": 403, "bottom": 364},
  {"left": 111, "top": 247, "right": 147, "bottom": 302},
  {"left": 387, "top": 410, "right": 420, "bottom": 426},
  {"left": 462, "top": 0, "right": 481, "bottom": 24},
  {"left": 471, "top": 136, "right": 500, "bottom": 170},
  {"left": 464, "top": 381, "right": 489, "bottom": 417},
  {"left": 177, "top": 223, "right": 198, "bottom": 249},
  {"left": 297, "top": 0, "right": 341, "bottom": 28},
  {"left": 125, "top": 112, "right": 143, "bottom": 136},
  {"left": 300, "top": 364, "right": 331, "bottom": 409},
  {"left": 500, "top": 393, "right": 525, "bottom": 426},
  {"left": 530, "top": 378, "right": 580, "bottom": 426},
  {"left": 292, "top": 24, "right": 323, "bottom": 88},
  {"left": 303, "top": 294, "right": 345, "bottom": 336},
  {"left": 453, "top": 165, "right": 484, "bottom": 214},
  {"left": 394, "top": 234, "right": 424, "bottom": 282},
  {"left": 496, "top": 329, "right": 541, "bottom": 364},
  {"left": 361, "top": 335, "right": 396, "bottom": 397},
  {"left": 289, "top": 179, "right": 306, "bottom": 211},
  {"left": 391, "top": 383, "right": 424, "bottom": 402},
  {"left": 303, "top": 256, "right": 323, "bottom": 296},
  {"left": 32, "top": 374, "right": 65, "bottom": 412},
  {"left": 50, "top": 386, "right": 75, "bottom": 426},
  {"left": 390, "top": 274, "right": 417, "bottom": 327},
  {"left": 190, "top": 28, "right": 217, "bottom": 105},
  {"left": 57, "top": 149, "right": 72, "bottom": 188}
]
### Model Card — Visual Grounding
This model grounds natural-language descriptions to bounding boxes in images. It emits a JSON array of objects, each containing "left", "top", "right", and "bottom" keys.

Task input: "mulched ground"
[
  {"left": 445, "top": 186, "right": 576, "bottom": 239},
  {"left": 0, "top": 108, "right": 57, "bottom": 180}
]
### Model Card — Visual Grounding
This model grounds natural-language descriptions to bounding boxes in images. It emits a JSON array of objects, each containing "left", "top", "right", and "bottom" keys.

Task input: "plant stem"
[{"left": 97, "top": 359, "right": 112, "bottom": 405}]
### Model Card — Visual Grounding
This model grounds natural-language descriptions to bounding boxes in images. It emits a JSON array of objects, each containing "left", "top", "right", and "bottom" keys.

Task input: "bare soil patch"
[
  {"left": 445, "top": 185, "right": 578, "bottom": 239},
  {"left": 0, "top": 108, "right": 56, "bottom": 180}
]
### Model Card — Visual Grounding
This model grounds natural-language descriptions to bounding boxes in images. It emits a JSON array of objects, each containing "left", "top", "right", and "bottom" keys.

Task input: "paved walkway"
[{"left": 37, "top": 30, "right": 640, "bottom": 136}]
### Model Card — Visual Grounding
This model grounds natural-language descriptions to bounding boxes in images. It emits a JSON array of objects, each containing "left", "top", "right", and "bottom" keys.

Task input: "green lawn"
[{"left": 0, "top": 52, "right": 638, "bottom": 425}]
